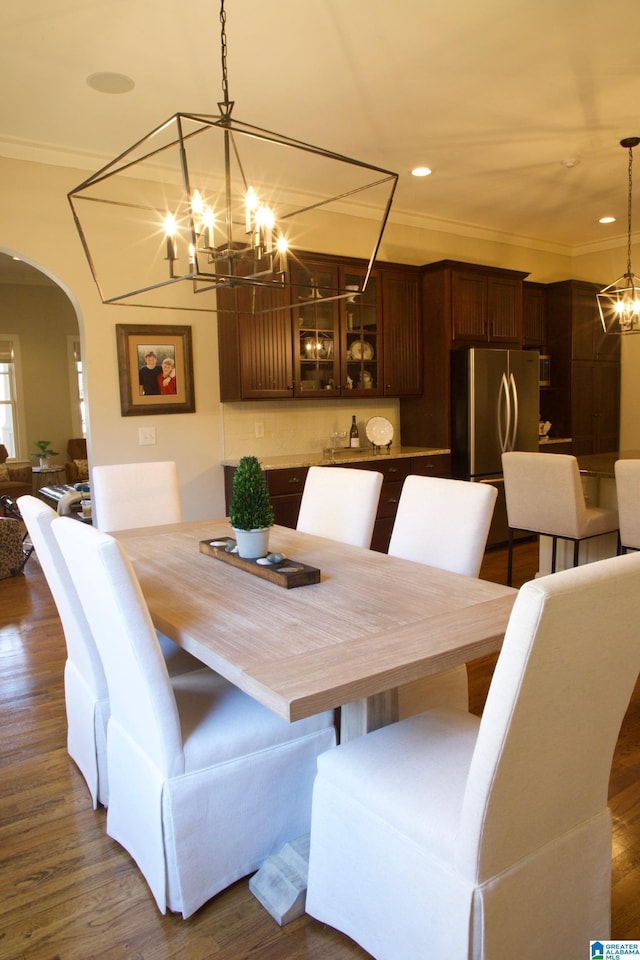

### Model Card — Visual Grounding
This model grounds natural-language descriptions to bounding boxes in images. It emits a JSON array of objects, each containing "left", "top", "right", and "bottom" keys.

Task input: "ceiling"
[{"left": 2, "top": 0, "right": 640, "bottom": 281}]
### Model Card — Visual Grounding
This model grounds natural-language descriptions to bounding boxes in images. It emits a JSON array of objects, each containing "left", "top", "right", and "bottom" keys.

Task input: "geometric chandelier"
[
  {"left": 597, "top": 136, "right": 640, "bottom": 335},
  {"left": 67, "top": 0, "right": 398, "bottom": 315}
]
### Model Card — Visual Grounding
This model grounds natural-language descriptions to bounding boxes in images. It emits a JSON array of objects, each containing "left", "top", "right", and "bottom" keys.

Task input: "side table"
[{"left": 32, "top": 465, "right": 66, "bottom": 493}]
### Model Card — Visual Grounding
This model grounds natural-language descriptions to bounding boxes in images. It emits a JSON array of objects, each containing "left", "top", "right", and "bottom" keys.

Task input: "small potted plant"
[
  {"left": 32, "top": 440, "right": 59, "bottom": 469},
  {"left": 229, "top": 455, "right": 275, "bottom": 559}
]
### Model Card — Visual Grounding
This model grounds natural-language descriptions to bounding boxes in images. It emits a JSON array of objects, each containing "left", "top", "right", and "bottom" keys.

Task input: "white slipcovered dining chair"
[
  {"left": 306, "top": 551, "right": 640, "bottom": 959},
  {"left": 502, "top": 451, "right": 618, "bottom": 585},
  {"left": 17, "top": 495, "right": 200, "bottom": 809},
  {"left": 52, "top": 516, "right": 336, "bottom": 918},
  {"left": 614, "top": 459, "right": 640, "bottom": 553},
  {"left": 296, "top": 466, "right": 383, "bottom": 549},
  {"left": 92, "top": 460, "right": 182, "bottom": 531},
  {"left": 387, "top": 475, "right": 497, "bottom": 716}
]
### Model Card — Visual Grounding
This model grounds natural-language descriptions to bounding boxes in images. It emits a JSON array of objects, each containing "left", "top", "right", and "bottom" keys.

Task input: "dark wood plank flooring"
[{"left": 0, "top": 539, "right": 638, "bottom": 959}]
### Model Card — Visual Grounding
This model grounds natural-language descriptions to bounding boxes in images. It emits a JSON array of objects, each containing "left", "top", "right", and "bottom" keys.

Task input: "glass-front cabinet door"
[
  {"left": 341, "top": 265, "right": 381, "bottom": 397},
  {"left": 291, "top": 258, "right": 381, "bottom": 397},
  {"left": 292, "top": 260, "right": 341, "bottom": 397}
]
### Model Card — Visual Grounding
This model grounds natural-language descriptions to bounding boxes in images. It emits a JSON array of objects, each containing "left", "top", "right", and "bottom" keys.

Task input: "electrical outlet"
[
  {"left": 138, "top": 427, "right": 156, "bottom": 445},
  {"left": 254, "top": 421, "right": 264, "bottom": 439}
]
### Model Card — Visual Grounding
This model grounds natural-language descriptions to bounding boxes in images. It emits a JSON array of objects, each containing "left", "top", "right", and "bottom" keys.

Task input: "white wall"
[
  {"left": 0, "top": 156, "right": 226, "bottom": 519},
  {"left": 0, "top": 152, "right": 634, "bottom": 519},
  {"left": 0, "top": 282, "right": 79, "bottom": 459}
]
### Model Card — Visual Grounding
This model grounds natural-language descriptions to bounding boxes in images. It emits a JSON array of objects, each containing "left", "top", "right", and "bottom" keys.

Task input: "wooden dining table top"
[{"left": 117, "top": 520, "right": 517, "bottom": 731}]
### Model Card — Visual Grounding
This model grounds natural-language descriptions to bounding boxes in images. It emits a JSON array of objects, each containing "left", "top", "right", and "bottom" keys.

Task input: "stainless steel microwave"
[{"left": 539, "top": 354, "right": 551, "bottom": 387}]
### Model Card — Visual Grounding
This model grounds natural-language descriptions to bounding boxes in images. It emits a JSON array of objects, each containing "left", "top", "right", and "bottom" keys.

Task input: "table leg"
[
  {"left": 339, "top": 689, "right": 399, "bottom": 743},
  {"left": 250, "top": 689, "right": 400, "bottom": 924}
]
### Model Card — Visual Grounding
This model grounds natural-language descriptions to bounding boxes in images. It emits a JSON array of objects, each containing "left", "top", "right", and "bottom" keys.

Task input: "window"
[
  {"left": 0, "top": 337, "right": 26, "bottom": 458},
  {"left": 67, "top": 336, "right": 86, "bottom": 437}
]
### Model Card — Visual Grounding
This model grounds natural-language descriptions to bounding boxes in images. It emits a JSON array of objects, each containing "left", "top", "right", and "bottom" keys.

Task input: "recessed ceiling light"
[
  {"left": 599, "top": 216, "right": 616, "bottom": 224},
  {"left": 411, "top": 166, "right": 432, "bottom": 177},
  {"left": 561, "top": 158, "right": 579, "bottom": 168},
  {"left": 86, "top": 72, "right": 135, "bottom": 95}
]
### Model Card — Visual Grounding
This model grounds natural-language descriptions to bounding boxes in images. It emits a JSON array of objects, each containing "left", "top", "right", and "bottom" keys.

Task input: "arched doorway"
[{"left": 0, "top": 250, "right": 85, "bottom": 468}]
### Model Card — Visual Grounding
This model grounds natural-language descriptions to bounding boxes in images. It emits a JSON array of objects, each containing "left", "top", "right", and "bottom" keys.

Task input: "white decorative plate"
[
  {"left": 366, "top": 416, "right": 394, "bottom": 447},
  {"left": 350, "top": 340, "right": 374, "bottom": 361}
]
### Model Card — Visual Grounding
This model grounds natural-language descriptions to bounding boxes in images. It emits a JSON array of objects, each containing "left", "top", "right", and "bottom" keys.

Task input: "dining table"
[
  {"left": 116, "top": 517, "right": 517, "bottom": 923},
  {"left": 116, "top": 518, "right": 517, "bottom": 742}
]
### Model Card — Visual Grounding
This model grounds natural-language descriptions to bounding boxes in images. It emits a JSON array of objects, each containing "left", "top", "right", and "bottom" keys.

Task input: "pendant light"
[
  {"left": 67, "top": 1, "right": 398, "bottom": 315},
  {"left": 597, "top": 137, "right": 640, "bottom": 334}
]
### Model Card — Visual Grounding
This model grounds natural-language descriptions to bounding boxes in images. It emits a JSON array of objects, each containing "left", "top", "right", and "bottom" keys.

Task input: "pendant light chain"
[
  {"left": 219, "top": 0, "right": 232, "bottom": 115},
  {"left": 627, "top": 143, "right": 634, "bottom": 279}
]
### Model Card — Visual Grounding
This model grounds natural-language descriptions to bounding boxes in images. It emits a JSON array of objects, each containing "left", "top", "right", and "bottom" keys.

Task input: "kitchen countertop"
[
  {"left": 223, "top": 446, "right": 450, "bottom": 470},
  {"left": 577, "top": 450, "right": 640, "bottom": 479}
]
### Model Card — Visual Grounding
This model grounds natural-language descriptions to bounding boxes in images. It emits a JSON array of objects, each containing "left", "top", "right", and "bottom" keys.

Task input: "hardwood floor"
[{"left": 1, "top": 539, "right": 638, "bottom": 959}]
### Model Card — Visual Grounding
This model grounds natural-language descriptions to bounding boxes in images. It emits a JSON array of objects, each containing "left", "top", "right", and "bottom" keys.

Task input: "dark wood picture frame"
[{"left": 116, "top": 324, "right": 195, "bottom": 417}]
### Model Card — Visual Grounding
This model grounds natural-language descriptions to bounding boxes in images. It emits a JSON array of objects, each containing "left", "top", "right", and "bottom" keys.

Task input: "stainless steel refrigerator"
[{"left": 451, "top": 347, "right": 539, "bottom": 546}]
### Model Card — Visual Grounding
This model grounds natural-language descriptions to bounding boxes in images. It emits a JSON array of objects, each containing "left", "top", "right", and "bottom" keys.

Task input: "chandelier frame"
[
  {"left": 597, "top": 136, "right": 640, "bottom": 335},
  {"left": 67, "top": 1, "right": 398, "bottom": 314}
]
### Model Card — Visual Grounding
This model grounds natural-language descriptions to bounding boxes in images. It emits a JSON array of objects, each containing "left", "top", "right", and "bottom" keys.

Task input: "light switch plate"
[{"left": 138, "top": 427, "right": 156, "bottom": 445}]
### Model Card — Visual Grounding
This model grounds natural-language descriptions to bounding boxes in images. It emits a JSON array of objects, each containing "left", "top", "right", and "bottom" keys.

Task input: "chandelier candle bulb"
[
  {"left": 163, "top": 214, "right": 178, "bottom": 260},
  {"left": 246, "top": 186, "right": 258, "bottom": 233},
  {"left": 203, "top": 208, "right": 215, "bottom": 248}
]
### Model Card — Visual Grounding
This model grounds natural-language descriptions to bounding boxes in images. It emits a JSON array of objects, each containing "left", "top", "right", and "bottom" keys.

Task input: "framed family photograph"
[{"left": 116, "top": 324, "right": 196, "bottom": 416}]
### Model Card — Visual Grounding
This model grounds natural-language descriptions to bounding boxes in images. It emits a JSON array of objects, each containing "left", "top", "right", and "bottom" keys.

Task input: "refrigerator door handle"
[
  {"left": 509, "top": 372, "right": 519, "bottom": 450},
  {"left": 498, "top": 372, "right": 511, "bottom": 453}
]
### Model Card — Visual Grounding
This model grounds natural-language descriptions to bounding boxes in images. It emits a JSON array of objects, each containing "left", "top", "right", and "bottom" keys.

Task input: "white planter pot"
[{"left": 232, "top": 527, "right": 270, "bottom": 560}]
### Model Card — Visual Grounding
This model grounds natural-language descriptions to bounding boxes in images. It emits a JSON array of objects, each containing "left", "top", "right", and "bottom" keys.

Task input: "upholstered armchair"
[
  {"left": 65, "top": 438, "right": 89, "bottom": 484},
  {"left": 0, "top": 444, "right": 32, "bottom": 506}
]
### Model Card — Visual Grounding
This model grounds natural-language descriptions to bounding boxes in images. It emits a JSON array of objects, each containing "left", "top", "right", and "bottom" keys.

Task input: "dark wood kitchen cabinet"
[
  {"left": 380, "top": 266, "right": 422, "bottom": 397},
  {"left": 217, "top": 284, "right": 293, "bottom": 400},
  {"left": 217, "top": 252, "right": 422, "bottom": 401},
  {"left": 400, "top": 259, "right": 528, "bottom": 450},
  {"left": 291, "top": 257, "right": 384, "bottom": 398},
  {"left": 440, "top": 261, "right": 527, "bottom": 345},
  {"left": 545, "top": 280, "right": 620, "bottom": 456},
  {"left": 291, "top": 258, "right": 343, "bottom": 398},
  {"left": 522, "top": 281, "right": 548, "bottom": 347}
]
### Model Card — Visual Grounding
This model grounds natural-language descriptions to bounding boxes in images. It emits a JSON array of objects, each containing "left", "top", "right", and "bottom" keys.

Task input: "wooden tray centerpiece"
[{"left": 199, "top": 538, "right": 320, "bottom": 589}]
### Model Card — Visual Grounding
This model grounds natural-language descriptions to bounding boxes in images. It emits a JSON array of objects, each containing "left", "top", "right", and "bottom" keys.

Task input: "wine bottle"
[{"left": 349, "top": 415, "right": 360, "bottom": 448}]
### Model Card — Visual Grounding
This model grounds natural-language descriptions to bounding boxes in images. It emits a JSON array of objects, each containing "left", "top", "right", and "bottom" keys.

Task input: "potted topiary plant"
[
  {"left": 229, "top": 455, "right": 275, "bottom": 559},
  {"left": 32, "top": 440, "right": 59, "bottom": 469}
]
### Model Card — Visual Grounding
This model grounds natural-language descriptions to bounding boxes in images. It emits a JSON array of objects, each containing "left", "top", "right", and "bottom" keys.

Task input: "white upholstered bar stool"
[
  {"left": 296, "top": 466, "right": 383, "bottom": 549},
  {"left": 17, "top": 495, "right": 200, "bottom": 809},
  {"left": 387, "top": 475, "right": 497, "bottom": 715},
  {"left": 614, "top": 459, "right": 640, "bottom": 553},
  {"left": 92, "top": 460, "right": 182, "bottom": 532},
  {"left": 502, "top": 451, "right": 618, "bottom": 586},
  {"left": 52, "top": 517, "right": 336, "bottom": 918},
  {"left": 306, "top": 551, "right": 640, "bottom": 960}
]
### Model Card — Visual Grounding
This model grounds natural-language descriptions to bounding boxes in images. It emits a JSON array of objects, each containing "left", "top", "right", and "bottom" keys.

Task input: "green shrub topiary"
[{"left": 229, "top": 455, "right": 275, "bottom": 531}]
